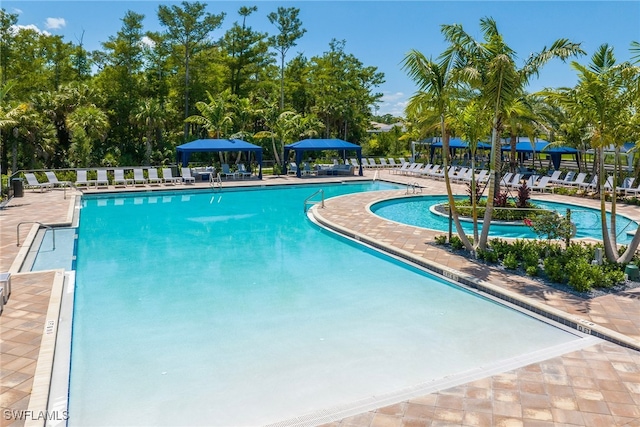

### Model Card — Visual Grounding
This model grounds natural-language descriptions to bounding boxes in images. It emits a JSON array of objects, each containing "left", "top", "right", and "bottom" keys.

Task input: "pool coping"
[{"left": 309, "top": 192, "right": 640, "bottom": 352}]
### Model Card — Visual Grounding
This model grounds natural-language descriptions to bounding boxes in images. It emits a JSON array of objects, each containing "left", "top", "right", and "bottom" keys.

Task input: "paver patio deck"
[{"left": 1, "top": 170, "right": 639, "bottom": 427}]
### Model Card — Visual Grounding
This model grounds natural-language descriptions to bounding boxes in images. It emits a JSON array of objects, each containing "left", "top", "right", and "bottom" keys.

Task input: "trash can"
[
  {"left": 625, "top": 264, "right": 639, "bottom": 281},
  {"left": 11, "top": 178, "right": 24, "bottom": 198}
]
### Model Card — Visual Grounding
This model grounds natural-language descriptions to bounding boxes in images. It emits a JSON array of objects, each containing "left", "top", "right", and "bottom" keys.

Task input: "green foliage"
[
  {"left": 488, "top": 238, "right": 512, "bottom": 259},
  {"left": 543, "top": 257, "right": 566, "bottom": 283},
  {"left": 502, "top": 252, "right": 519, "bottom": 269},
  {"left": 525, "top": 211, "right": 575, "bottom": 241},
  {"left": 526, "top": 265, "right": 538, "bottom": 276},
  {"left": 450, "top": 235, "right": 464, "bottom": 250},
  {"left": 434, "top": 235, "right": 447, "bottom": 245},
  {"left": 566, "top": 258, "right": 594, "bottom": 292},
  {"left": 477, "top": 248, "right": 499, "bottom": 263}
]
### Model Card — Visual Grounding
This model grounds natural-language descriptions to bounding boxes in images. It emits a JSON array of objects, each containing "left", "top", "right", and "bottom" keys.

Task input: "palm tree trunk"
[
  {"left": 599, "top": 147, "right": 617, "bottom": 261},
  {"left": 479, "top": 119, "right": 501, "bottom": 249},
  {"left": 441, "top": 125, "right": 473, "bottom": 251}
]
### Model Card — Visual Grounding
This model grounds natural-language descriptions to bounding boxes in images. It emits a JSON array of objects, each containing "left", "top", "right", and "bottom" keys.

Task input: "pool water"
[
  {"left": 69, "top": 183, "right": 586, "bottom": 426},
  {"left": 371, "top": 195, "right": 638, "bottom": 244}
]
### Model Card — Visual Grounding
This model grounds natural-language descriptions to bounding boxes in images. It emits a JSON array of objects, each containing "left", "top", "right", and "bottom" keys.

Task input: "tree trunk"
[
  {"left": 479, "top": 119, "right": 501, "bottom": 250},
  {"left": 441, "top": 125, "right": 473, "bottom": 252}
]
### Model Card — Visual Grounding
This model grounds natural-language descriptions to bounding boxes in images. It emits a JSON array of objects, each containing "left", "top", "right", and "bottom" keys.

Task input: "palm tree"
[
  {"left": 440, "top": 17, "right": 584, "bottom": 250},
  {"left": 402, "top": 49, "right": 474, "bottom": 251},
  {"left": 545, "top": 45, "right": 640, "bottom": 262},
  {"left": 185, "top": 91, "right": 234, "bottom": 139},
  {"left": 67, "top": 105, "right": 110, "bottom": 167},
  {"left": 133, "top": 98, "right": 166, "bottom": 165},
  {"left": 453, "top": 99, "right": 491, "bottom": 244}
]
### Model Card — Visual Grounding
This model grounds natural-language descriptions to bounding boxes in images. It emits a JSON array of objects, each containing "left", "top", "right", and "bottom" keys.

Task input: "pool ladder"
[
  {"left": 304, "top": 189, "right": 325, "bottom": 213},
  {"left": 210, "top": 173, "right": 222, "bottom": 191},
  {"left": 17, "top": 221, "right": 55, "bottom": 249},
  {"left": 406, "top": 182, "right": 422, "bottom": 194}
]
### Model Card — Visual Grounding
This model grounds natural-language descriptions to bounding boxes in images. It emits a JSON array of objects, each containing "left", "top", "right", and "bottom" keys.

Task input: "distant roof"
[
  {"left": 284, "top": 138, "right": 362, "bottom": 151},
  {"left": 367, "top": 122, "right": 406, "bottom": 133}
]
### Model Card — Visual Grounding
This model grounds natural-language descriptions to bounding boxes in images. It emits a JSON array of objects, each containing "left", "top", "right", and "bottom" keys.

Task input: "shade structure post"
[{"left": 296, "top": 150, "right": 303, "bottom": 177}]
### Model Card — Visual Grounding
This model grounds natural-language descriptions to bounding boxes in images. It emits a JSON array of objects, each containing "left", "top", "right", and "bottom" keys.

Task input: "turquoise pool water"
[
  {"left": 69, "top": 183, "right": 585, "bottom": 426},
  {"left": 371, "top": 195, "right": 638, "bottom": 244}
]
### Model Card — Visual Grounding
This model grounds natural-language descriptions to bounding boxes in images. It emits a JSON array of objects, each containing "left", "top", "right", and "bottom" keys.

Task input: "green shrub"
[
  {"left": 477, "top": 248, "right": 498, "bottom": 263},
  {"left": 526, "top": 265, "right": 538, "bottom": 276},
  {"left": 543, "top": 257, "right": 566, "bottom": 283},
  {"left": 488, "top": 239, "right": 511, "bottom": 260},
  {"left": 566, "top": 258, "right": 594, "bottom": 292},
  {"left": 503, "top": 252, "right": 519, "bottom": 270},
  {"left": 434, "top": 235, "right": 447, "bottom": 245},
  {"left": 450, "top": 235, "right": 464, "bottom": 250}
]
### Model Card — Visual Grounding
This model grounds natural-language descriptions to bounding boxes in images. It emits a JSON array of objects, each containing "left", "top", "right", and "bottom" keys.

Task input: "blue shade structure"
[
  {"left": 284, "top": 138, "right": 364, "bottom": 177},
  {"left": 176, "top": 139, "right": 263, "bottom": 179}
]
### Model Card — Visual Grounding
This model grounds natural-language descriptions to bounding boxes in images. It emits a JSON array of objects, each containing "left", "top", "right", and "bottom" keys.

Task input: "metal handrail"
[
  {"left": 210, "top": 173, "right": 222, "bottom": 191},
  {"left": 17, "top": 221, "right": 55, "bottom": 250},
  {"left": 406, "top": 182, "right": 422, "bottom": 194},
  {"left": 303, "top": 189, "right": 325, "bottom": 213}
]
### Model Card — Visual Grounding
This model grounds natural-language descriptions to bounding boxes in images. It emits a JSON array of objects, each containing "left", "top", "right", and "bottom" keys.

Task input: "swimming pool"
[
  {"left": 69, "top": 183, "right": 589, "bottom": 426},
  {"left": 371, "top": 195, "right": 638, "bottom": 244}
]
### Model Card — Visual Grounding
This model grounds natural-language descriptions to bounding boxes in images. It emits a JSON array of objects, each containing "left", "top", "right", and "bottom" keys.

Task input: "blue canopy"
[
  {"left": 176, "top": 139, "right": 263, "bottom": 179},
  {"left": 428, "top": 138, "right": 491, "bottom": 163},
  {"left": 430, "top": 138, "right": 491, "bottom": 150},
  {"left": 283, "top": 139, "right": 363, "bottom": 177},
  {"left": 500, "top": 139, "right": 580, "bottom": 170}
]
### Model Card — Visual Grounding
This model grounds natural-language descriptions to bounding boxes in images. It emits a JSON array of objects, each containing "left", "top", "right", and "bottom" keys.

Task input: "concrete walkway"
[{"left": 1, "top": 172, "right": 639, "bottom": 427}]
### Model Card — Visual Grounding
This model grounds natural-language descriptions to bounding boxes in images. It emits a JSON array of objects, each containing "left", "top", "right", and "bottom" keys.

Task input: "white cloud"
[
  {"left": 141, "top": 36, "right": 156, "bottom": 48},
  {"left": 9, "top": 24, "right": 51, "bottom": 36},
  {"left": 45, "top": 17, "right": 66, "bottom": 30},
  {"left": 375, "top": 92, "right": 408, "bottom": 117},
  {"left": 12, "top": 8, "right": 23, "bottom": 14},
  {"left": 381, "top": 91, "right": 405, "bottom": 103}
]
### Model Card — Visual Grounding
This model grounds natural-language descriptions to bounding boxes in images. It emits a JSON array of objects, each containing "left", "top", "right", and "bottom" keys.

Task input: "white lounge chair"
[
  {"left": 499, "top": 172, "right": 513, "bottom": 187},
  {"left": 378, "top": 158, "right": 389, "bottom": 168},
  {"left": 547, "top": 170, "right": 563, "bottom": 184},
  {"left": 24, "top": 173, "right": 53, "bottom": 192},
  {"left": 554, "top": 170, "right": 574, "bottom": 186},
  {"left": 388, "top": 158, "right": 399, "bottom": 168},
  {"left": 287, "top": 163, "right": 298, "bottom": 176},
  {"left": 147, "top": 168, "right": 162, "bottom": 185},
  {"left": 44, "top": 171, "right": 71, "bottom": 188},
  {"left": 93, "top": 170, "right": 109, "bottom": 188},
  {"left": 181, "top": 167, "right": 196, "bottom": 184},
  {"left": 531, "top": 176, "right": 554, "bottom": 193},
  {"left": 506, "top": 173, "right": 524, "bottom": 188},
  {"left": 162, "top": 168, "right": 181, "bottom": 185},
  {"left": 221, "top": 163, "right": 238, "bottom": 179},
  {"left": 392, "top": 162, "right": 411, "bottom": 175},
  {"left": 113, "top": 169, "right": 132, "bottom": 187},
  {"left": 75, "top": 170, "right": 90, "bottom": 188},
  {"left": 579, "top": 175, "right": 598, "bottom": 191},
  {"left": 133, "top": 168, "right": 148, "bottom": 186},
  {"left": 237, "top": 164, "right": 252, "bottom": 179},
  {"left": 624, "top": 181, "right": 640, "bottom": 197},
  {"left": 565, "top": 172, "right": 586, "bottom": 187}
]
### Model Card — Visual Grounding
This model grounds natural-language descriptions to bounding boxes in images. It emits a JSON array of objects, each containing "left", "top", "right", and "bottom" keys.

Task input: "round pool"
[{"left": 371, "top": 195, "right": 638, "bottom": 244}]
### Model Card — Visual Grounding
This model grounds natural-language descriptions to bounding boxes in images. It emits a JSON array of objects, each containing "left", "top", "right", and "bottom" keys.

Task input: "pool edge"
[{"left": 309, "top": 203, "right": 640, "bottom": 352}]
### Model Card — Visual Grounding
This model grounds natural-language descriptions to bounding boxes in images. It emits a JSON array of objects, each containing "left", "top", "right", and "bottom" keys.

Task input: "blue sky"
[{"left": 5, "top": 1, "right": 640, "bottom": 116}]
